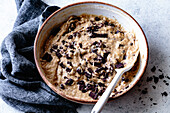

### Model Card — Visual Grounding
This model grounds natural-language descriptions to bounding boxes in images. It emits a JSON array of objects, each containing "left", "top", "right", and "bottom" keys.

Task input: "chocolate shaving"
[{"left": 65, "top": 79, "right": 74, "bottom": 85}]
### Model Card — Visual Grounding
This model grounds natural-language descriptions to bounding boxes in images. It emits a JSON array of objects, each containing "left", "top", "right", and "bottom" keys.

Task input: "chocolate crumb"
[
  {"left": 146, "top": 77, "right": 153, "bottom": 82},
  {"left": 152, "top": 85, "right": 156, "bottom": 89},
  {"left": 159, "top": 74, "right": 164, "bottom": 79},
  {"left": 150, "top": 98, "right": 153, "bottom": 101},
  {"left": 95, "top": 17, "right": 101, "bottom": 21},
  {"left": 153, "top": 103, "right": 157, "bottom": 105},
  {"left": 141, "top": 89, "right": 148, "bottom": 94},
  {"left": 158, "top": 69, "right": 162, "bottom": 72},
  {"left": 89, "top": 91, "right": 98, "bottom": 99},
  {"left": 161, "top": 91, "right": 168, "bottom": 97},
  {"left": 68, "top": 35, "right": 73, "bottom": 39},
  {"left": 153, "top": 76, "right": 159, "bottom": 84},
  {"left": 151, "top": 66, "right": 156, "bottom": 72},
  {"left": 59, "top": 62, "right": 65, "bottom": 68}
]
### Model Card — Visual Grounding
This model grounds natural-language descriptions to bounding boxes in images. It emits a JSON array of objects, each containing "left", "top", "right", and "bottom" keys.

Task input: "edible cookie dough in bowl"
[{"left": 34, "top": 2, "right": 148, "bottom": 104}]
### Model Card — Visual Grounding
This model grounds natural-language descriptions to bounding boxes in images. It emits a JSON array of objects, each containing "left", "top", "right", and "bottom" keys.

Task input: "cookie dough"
[{"left": 40, "top": 14, "right": 139, "bottom": 100}]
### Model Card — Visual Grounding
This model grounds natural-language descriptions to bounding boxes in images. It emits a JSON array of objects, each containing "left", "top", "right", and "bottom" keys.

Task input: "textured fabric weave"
[{"left": 0, "top": 0, "right": 80, "bottom": 112}]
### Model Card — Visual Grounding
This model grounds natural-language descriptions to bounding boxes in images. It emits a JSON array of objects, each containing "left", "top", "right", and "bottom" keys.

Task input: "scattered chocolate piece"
[
  {"left": 141, "top": 89, "right": 148, "bottom": 94},
  {"left": 92, "top": 49, "right": 98, "bottom": 53},
  {"left": 150, "top": 98, "right": 153, "bottom": 101},
  {"left": 77, "top": 68, "right": 83, "bottom": 75},
  {"left": 65, "top": 79, "right": 74, "bottom": 85},
  {"left": 66, "top": 68, "right": 71, "bottom": 72},
  {"left": 161, "top": 91, "right": 168, "bottom": 97},
  {"left": 146, "top": 77, "right": 153, "bottom": 82},
  {"left": 159, "top": 74, "right": 164, "bottom": 79},
  {"left": 109, "top": 23, "right": 115, "bottom": 27},
  {"left": 119, "top": 44, "right": 125, "bottom": 47},
  {"left": 42, "top": 52, "right": 52, "bottom": 62},
  {"left": 153, "top": 76, "right": 159, "bottom": 84},
  {"left": 153, "top": 103, "right": 157, "bottom": 105},
  {"left": 152, "top": 85, "right": 156, "bottom": 89},
  {"left": 60, "top": 84, "right": 65, "bottom": 89},
  {"left": 151, "top": 66, "right": 156, "bottom": 72},
  {"left": 59, "top": 62, "right": 65, "bottom": 68},
  {"left": 130, "top": 43, "right": 133, "bottom": 46},
  {"left": 158, "top": 69, "right": 162, "bottom": 72},
  {"left": 166, "top": 76, "right": 170, "bottom": 80},
  {"left": 86, "top": 84, "right": 94, "bottom": 91},
  {"left": 115, "top": 62, "right": 124, "bottom": 68}
]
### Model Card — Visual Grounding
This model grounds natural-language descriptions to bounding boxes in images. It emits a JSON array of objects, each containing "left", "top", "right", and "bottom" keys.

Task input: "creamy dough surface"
[{"left": 40, "top": 14, "right": 139, "bottom": 100}]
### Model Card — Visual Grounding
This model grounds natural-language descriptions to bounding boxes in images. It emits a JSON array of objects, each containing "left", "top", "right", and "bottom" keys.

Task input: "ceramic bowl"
[{"left": 34, "top": 1, "right": 148, "bottom": 104}]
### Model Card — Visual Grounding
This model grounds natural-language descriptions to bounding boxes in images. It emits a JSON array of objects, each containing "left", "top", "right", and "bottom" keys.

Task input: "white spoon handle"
[{"left": 91, "top": 70, "right": 124, "bottom": 113}]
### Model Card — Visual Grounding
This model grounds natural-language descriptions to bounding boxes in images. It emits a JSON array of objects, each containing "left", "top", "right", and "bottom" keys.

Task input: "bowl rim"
[{"left": 34, "top": 1, "right": 149, "bottom": 104}]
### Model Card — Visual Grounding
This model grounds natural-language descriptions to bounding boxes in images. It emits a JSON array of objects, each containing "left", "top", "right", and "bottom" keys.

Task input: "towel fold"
[{"left": 0, "top": 0, "right": 80, "bottom": 112}]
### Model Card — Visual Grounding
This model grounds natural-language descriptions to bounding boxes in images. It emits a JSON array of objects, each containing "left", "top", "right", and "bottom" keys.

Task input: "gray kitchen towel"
[{"left": 0, "top": 0, "right": 80, "bottom": 112}]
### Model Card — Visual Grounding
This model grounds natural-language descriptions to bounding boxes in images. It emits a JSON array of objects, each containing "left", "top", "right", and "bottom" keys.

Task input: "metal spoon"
[{"left": 91, "top": 50, "right": 139, "bottom": 113}]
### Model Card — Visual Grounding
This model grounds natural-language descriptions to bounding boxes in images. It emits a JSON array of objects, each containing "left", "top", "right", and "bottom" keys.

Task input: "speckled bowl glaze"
[{"left": 34, "top": 1, "right": 149, "bottom": 104}]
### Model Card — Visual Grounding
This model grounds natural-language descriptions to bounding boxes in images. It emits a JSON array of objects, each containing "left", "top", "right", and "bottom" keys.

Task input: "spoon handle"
[{"left": 91, "top": 70, "right": 124, "bottom": 113}]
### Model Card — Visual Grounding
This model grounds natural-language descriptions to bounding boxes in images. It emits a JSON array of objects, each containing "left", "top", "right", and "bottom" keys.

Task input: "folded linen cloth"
[{"left": 0, "top": 0, "right": 80, "bottom": 112}]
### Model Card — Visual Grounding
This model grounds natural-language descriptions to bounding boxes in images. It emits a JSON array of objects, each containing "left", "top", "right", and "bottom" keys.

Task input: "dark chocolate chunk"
[
  {"left": 52, "top": 45, "right": 58, "bottom": 49},
  {"left": 77, "top": 80, "right": 85, "bottom": 85},
  {"left": 68, "top": 35, "right": 73, "bottom": 39},
  {"left": 73, "top": 32, "right": 80, "bottom": 37},
  {"left": 130, "top": 43, "right": 133, "bottom": 46},
  {"left": 151, "top": 66, "right": 156, "bottom": 72},
  {"left": 94, "top": 87, "right": 98, "bottom": 94},
  {"left": 42, "top": 52, "right": 52, "bottom": 62},
  {"left": 95, "top": 17, "right": 101, "bottom": 21},
  {"left": 87, "top": 26, "right": 99, "bottom": 32},
  {"left": 60, "top": 84, "right": 65, "bottom": 89},
  {"left": 98, "top": 82, "right": 105, "bottom": 87},
  {"left": 94, "top": 62, "right": 101, "bottom": 67},
  {"left": 66, "top": 68, "right": 71, "bottom": 72},
  {"left": 90, "top": 33, "right": 108, "bottom": 38},
  {"left": 65, "top": 79, "right": 74, "bottom": 85},
  {"left": 161, "top": 91, "right": 168, "bottom": 96},
  {"left": 62, "top": 40, "right": 66, "bottom": 45},
  {"left": 89, "top": 91, "right": 98, "bottom": 99},
  {"left": 59, "top": 62, "right": 65, "bottom": 68},
  {"left": 70, "top": 50, "right": 74, "bottom": 53},
  {"left": 79, "top": 43, "right": 82, "bottom": 48},
  {"left": 158, "top": 69, "right": 162, "bottom": 72},
  {"left": 95, "top": 67, "right": 105, "bottom": 73},
  {"left": 88, "top": 68, "right": 93, "bottom": 73},
  {"left": 85, "top": 72, "right": 92, "bottom": 78},
  {"left": 55, "top": 51, "right": 62, "bottom": 59}
]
